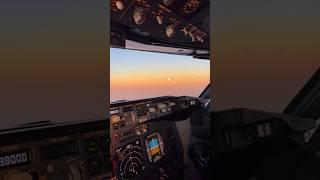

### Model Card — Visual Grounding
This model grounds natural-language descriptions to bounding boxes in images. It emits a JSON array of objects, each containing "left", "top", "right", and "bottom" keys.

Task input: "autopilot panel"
[{"left": 0, "top": 120, "right": 111, "bottom": 180}]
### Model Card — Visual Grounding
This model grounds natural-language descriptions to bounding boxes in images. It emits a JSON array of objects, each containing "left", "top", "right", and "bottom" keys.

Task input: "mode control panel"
[
  {"left": 0, "top": 120, "right": 111, "bottom": 180},
  {"left": 110, "top": 96, "right": 200, "bottom": 144}
]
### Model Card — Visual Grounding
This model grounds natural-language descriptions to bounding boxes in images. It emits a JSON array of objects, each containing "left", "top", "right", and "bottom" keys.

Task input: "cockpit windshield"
[{"left": 110, "top": 48, "right": 210, "bottom": 102}]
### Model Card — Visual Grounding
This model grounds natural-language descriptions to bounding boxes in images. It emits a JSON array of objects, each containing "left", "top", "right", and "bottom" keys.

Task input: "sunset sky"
[
  {"left": 1, "top": 0, "right": 319, "bottom": 129},
  {"left": 110, "top": 48, "right": 210, "bottom": 102},
  {"left": 0, "top": 1, "right": 107, "bottom": 128}
]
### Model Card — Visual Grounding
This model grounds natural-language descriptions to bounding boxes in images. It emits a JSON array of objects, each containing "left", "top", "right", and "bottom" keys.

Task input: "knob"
[
  {"left": 5, "top": 170, "right": 32, "bottom": 180},
  {"left": 69, "top": 163, "right": 82, "bottom": 180},
  {"left": 133, "top": 7, "right": 147, "bottom": 25},
  {"left": 162, "top": 0, "right": 175, "bottom": 6},
  {"left": 116, "top": 0, "right": 124, "bottom": 10},
  {"left": 46, "top": 164, "right": 55, "bottom": 174},
  {"left": 166, "top": 24, "right": 175, "bottom": 37},
  {"left": 156, "top": 15, "right": 163, "bottom": 25}
]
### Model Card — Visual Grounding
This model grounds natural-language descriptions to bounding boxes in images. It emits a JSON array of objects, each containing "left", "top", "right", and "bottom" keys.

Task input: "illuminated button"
[
  {"left": 88, "top": 157, "right": 102, "bottom": 175},
  {"left": 85, "top": 138, "right": 99, "bottom": 155},
  {"left": 46, "top": 164, "right": 55, "bottom": 174}
]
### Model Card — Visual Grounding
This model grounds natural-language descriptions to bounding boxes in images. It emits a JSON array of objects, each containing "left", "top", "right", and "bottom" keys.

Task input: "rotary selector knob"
[
  {"left": 133, "top": 7, "right": 147, "bottom": 25},
  {"left": 156, "top": 15, "right": 163, "bottom": 25},
  {"left": 162, "top": 0, "right": 175, "bottom": 6},
  {"left": 116, "top": 1, "right": 124, "bottom": 10},
  {"left": 69, "top": 163, "right": 82, "bottom": 180},
  {"left": 46, "top": 164, "right": 55, "bottom": 174},
  {"left": 5, "top": 170, "right": 32, "bottom": 180}
]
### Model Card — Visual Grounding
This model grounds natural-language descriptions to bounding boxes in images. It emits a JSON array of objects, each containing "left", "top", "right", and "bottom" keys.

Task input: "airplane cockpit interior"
[
  {"left": 1, "top": 0, "right": 319, "bottom": 180},
  {"left": 0, "top": 0, "right": 211, "bottom": 180},
  {"left": 110, "top": 0, "right": 211, "bottom": 179}
]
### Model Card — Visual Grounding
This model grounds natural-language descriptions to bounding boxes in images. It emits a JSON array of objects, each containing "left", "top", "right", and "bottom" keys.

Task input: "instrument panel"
[
  {"left": 0, "top": 96, "right": 201, "bottom": 180},
  {"left": 110, "top": 96, "right": 201, "bottom": 180},
  {"left": 110, "top": 0, "right": 210, "bottom": 50},
  {"left": 0, "top": 120, "right": 110, "bottom": 180}
]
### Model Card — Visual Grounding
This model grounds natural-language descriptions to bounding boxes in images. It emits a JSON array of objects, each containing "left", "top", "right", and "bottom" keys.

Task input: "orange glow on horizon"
[{"left": 110, "top": 48, "right": 210, "bottom": 102}]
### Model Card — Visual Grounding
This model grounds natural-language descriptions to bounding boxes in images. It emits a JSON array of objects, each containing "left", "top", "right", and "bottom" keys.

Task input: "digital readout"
[
  {"left": 0, "top": 150, "right": 32, "bottom": 168},
  {"left": 110, "top": 109, "right": 119, "bottom": 115}
]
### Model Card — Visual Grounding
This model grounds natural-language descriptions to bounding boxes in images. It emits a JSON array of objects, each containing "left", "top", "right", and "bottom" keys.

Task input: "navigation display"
[
  {"left": 116, "top": 141, "right": 145, "bottom": 179},
  {"left": 145, "top": 133, "right": 164, "bottom": 163}
]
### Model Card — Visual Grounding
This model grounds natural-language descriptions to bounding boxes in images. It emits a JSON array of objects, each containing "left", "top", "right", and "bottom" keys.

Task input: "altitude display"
[
  {"left": 116, "top": 141, "right": 145, "bottom": 180},
  {"left": 0, "top": 150, "right": 32, "bottom": 168},
  {"left": 145, "top": 133, "right": 164, "bottom": 163}
]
